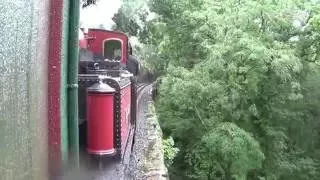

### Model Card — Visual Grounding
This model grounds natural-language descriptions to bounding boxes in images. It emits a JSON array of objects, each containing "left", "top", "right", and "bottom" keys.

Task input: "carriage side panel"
[{"left": 120, "top": 83, "right": 132, "bottom": 156}]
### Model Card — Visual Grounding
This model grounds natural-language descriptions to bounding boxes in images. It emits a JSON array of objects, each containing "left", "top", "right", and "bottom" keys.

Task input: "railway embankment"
[{"left": 128, "top": 85, "right": 168, "bottom": 180}]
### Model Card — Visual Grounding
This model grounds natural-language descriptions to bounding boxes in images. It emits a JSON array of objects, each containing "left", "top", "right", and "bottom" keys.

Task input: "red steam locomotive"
[{"left": 78, "top": 28, "right": 139, "bottom": 159}]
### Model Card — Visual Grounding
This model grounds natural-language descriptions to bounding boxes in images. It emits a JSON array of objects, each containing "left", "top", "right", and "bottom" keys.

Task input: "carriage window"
[{"left": 104, "top": 40, "right": 122, "bottom": 61}]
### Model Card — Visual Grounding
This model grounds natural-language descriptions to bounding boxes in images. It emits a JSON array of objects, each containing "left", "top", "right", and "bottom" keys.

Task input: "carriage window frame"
[{"left": 102, "top": 38, "right": 123, "bottom": 62}]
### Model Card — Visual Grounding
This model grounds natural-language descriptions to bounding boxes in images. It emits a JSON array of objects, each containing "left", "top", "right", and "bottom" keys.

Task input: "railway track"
[
  {"left": 137, "top": 83, "right": 152, "bottom": 104},
  {"left": 122, "top": 83, "right": 149, "bottom": 164},
  {"left": 137, "top": 83, "right": 148, "bottom": 95},
  {"left": 108, "top": 82, "right": 152, "bottom": 179},
  {"left": 123, "top": 82, "right": 153, "bottom": 179}
]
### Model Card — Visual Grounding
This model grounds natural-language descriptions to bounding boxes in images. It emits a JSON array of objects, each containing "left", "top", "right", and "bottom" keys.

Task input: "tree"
[
  {"left": 111, "top": 0, "right": 151, "bottom": 37},
  {"left": 186, "top": 123, "right": 264, "bottom": 180},
  {"left": 82, "top": 0, "right": 97, "bottom": 8},
  {"left": 147, "top": 0, "right": 320, "bottom": 179}
]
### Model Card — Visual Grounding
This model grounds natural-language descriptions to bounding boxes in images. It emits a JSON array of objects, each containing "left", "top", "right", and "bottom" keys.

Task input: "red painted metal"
[
  {"left": 79, "top": 39, "right": 87, "bottom": 49},
  {"left": 120, "top": 84, "right": 132, "bottom": 156},
  {"left": 87, "top": 91, "right": 116, "bottom": 155},
  {"left": 86, "top": 29, "right": 129, "bottom": 64},
  {"left": 48, "top": 0, "right": 63, "bottom": 175}
]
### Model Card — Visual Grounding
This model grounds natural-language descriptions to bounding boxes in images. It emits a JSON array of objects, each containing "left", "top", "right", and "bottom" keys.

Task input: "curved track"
[
  {"left": 137, "top": 83, "right": 148, "bottom": 95},
  {"left": 127, "top": 82, "right": 167, "bottom": 180}
]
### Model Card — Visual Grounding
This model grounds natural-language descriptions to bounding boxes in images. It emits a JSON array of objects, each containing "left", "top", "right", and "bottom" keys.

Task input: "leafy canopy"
[{"left": 142, "top": 0, "right": 320, "bottom": 179}]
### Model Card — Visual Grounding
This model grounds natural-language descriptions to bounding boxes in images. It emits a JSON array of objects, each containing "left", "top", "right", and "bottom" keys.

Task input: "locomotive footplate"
[{"left": 78, "top": 74, "right": 134, "bottom": 159}]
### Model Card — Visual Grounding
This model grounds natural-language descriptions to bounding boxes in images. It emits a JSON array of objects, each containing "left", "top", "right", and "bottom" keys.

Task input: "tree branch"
[{"left": 194, "top": 106, "right": 208, "bottom": 131}]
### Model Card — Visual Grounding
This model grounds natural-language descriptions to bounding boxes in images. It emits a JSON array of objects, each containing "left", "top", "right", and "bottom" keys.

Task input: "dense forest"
[{"left": 111, "top": 0, "right": 320, "bottom": 179}]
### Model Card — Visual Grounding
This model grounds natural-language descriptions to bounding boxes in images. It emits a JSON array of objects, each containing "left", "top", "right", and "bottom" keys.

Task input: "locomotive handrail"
[
  {"left": 120, "top": 71, "right": 133, "bottom": 78},
  {"left": 78, "top": 74, "right": 121, "bottom": 82},
  {"left": 103, "top": 58, "right": 121, "bottom": 63},
  {"left": 97, "top": 75, "right": 110, "bottom": 81},
  {"left": 85, "top": 36, "right": 95, "bottom": 40}
]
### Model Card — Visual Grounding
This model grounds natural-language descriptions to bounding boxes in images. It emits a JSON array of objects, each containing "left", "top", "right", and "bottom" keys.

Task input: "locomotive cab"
[{"left": 79, "top": 28, "right": 139, "bottom": 76}]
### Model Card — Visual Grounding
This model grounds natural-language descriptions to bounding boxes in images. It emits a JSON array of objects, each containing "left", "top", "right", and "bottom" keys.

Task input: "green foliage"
[
  {"left": 186, "top": 123, "right": 264, "bottom": 180},
  {"left": 109, "top": 0, "right": 320, "bottom": 179},
  {"left": 112, "top": 0, "right": 151, "bottom": 37},
  {"left": 163, "top": 136, "right": 179, "bottom": 168},
  {"left": 111, "top": 0, "right": 166, "bottom": 75},
  {"left": 112, "top": 9, "right": 141, "bottom": 36},
  {"left": 143, "top": 0, "right": 320, "bottom": 179}
]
